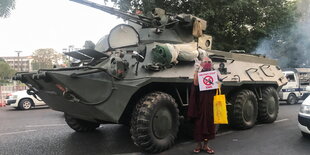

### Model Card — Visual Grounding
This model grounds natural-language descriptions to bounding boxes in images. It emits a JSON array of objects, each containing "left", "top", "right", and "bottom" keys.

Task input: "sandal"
[
  {"left": 203, "top": 146, "right": 215, "bottom": 154},
  {"left": 193, "top": 147, "right": 201, "bottom": 153},
  {"left": 193, "top": 144, "right": 202, "bottom": 153}
]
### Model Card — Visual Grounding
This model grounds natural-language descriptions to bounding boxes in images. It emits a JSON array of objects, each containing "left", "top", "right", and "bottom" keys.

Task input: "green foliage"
[
  {"left": 0, "top": 0, "right": 15, "bottom": 18},
  {"left": 254, "top": 0, "right": 310, "bottom": 68},
  {"left": 0, "top": 61, "right": 16, "bottom": 81},
  {"left": 107, "top": 0, "right": 298, "bottom": 53},
  {"left": 31, "top": 48, "right": 61, "bottom": 70}
]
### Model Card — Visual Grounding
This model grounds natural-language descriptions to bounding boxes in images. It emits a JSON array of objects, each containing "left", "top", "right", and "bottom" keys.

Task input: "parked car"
[
  {"left": 279, "top": 68, "right": 310, "bottom": 105},
  {"left": 5, "top": 90, "right": 46, "bottom": 110},
  {"left": 298, "top": 95, "right": 310, "bottom": 138}
]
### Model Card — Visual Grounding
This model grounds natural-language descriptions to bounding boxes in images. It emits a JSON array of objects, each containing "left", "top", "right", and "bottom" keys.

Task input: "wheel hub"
[
  {"left": 243, "top": 100, "right": 254, "bottom": 122},
  {"left": 288, "top": 95, "right": 296, "bottom": 104},
  {"left": 23, "top": 101, "right": 31, "bottom": 109},
  {"left": 266, "top": 96, "right": 275, "bottom": 115},
  {"left": 152, "top": 107, "right": 172, "bottom": 139}
]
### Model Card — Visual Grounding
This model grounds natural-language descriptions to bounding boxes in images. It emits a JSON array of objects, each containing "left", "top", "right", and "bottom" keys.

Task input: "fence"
[{"left": 0, "top": 85, "right": 27, "bottom": 105}]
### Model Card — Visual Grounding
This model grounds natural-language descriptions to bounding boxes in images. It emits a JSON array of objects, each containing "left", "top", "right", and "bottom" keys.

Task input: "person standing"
[{"left": 187, "top": 57, "right": 216, "bottom": 154}]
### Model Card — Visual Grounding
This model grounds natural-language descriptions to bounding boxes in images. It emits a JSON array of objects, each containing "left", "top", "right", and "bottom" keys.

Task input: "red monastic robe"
[{"left": 187, "top": 84, "right": 216, "bottom": 141}]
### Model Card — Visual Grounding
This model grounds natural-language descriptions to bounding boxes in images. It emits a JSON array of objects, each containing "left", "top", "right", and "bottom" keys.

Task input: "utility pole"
[{"left": 15, "top": 51, "right": 22, "bottom": 71}]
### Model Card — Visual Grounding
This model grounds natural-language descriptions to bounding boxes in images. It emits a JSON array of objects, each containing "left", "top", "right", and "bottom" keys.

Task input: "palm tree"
[{"left": 0, "top": 0, "right": 15, "bottom": 18}]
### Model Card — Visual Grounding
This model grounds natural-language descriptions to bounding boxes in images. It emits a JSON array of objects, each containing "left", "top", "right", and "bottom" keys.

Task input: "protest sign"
[{"left": 198, "top": 71, "right": 219, "bottom": 91}]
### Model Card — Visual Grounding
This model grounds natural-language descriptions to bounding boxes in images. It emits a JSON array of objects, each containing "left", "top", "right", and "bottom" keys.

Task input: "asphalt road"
[{"left": 0, "top": 103, "right": 309, "bottom": 155}]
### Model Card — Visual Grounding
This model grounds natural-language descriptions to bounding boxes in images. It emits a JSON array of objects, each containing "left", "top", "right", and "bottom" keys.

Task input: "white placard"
[{"left": 198, "top": 71, "right": 219, "bottom": 91}]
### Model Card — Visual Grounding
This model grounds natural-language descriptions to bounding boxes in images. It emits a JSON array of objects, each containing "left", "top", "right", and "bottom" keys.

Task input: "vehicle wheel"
[
  {"left": 228, "top": 89, "right": 258, "bottom": 129},
  {"left": 287, "top": 94, "right": 298, "bottom": 105},
  {"left": 301, "top": 131, "right": 310, "bottom": 138},
  {"left": 258, "top": 87, "right": 279, "bottom": 123},
  {"left": 18, "top": 99, "right": 33, "bottom": 110},
  {"left": 130, "top": 92, "right": 180, "bottom": 153},
  {"left": 64, "top": 114, "right": 100, "bottom": 132}
]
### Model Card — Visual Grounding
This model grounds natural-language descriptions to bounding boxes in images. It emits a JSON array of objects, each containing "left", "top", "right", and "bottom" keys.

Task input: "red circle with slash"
[{"left": 203, "top": 76, "right": 213, "bottom": 86}]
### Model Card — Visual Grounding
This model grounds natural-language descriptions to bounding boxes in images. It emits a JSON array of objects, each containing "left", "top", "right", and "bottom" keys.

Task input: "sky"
[{"left": 0, "top": 0, "right": 123, "bottom": 57}]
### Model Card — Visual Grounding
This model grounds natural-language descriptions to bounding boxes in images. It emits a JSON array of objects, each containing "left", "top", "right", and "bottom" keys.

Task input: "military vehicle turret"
[{"left": 14, "top": 0, "right": 287, "bottom": 153}]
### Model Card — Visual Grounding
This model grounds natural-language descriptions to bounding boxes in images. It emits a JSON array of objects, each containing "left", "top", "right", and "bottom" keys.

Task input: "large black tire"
[
  {"left": 287, "top": 93, "right": 298, "bottom": 105},
  {"left": 130, "top": 92, "right": 180, "bottom": 153},
  {"left": 228, "top": 89, "right": 258, "bottom": 129},
  {"left": 64, "top": 114, "right": 100, "bottom": 132},
  {"left": 18, "top": 98, "right": 33, "bottom": 110},
  {"left": 258, "top": 87, "right": 279, "bottom": 123}
]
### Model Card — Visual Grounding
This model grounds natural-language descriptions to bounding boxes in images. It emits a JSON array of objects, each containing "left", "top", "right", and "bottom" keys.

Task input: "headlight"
[
  {"left": 12, "top": 95, "right": 18, "bottom": 99},
  {"left": 300, "top": 105, "right": 310, "bottom": 114}
]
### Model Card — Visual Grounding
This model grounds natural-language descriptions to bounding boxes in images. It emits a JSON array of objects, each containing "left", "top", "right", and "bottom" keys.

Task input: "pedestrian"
[{"left": 187, "top": 57, "right": 216, "bottom": 154}]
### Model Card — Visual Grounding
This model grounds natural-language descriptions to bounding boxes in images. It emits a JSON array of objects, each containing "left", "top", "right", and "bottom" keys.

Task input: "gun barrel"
[{"left": 70, "top": 0, "right": 153, "bottom": 26}]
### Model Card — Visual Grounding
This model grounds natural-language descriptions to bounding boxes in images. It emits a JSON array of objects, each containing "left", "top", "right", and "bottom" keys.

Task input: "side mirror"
[{"left": 306, "top": 86, "right": 310, "bottom": 92}]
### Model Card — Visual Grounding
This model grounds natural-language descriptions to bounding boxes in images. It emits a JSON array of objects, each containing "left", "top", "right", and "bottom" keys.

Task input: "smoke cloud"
[{"left": 254, "top": 0, "right": 310, "bottom": 68}]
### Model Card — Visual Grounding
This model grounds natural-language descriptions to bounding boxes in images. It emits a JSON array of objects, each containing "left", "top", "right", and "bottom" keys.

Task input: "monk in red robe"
[{"left": 187, "top": 57, "right": 216, "bottom": 154}]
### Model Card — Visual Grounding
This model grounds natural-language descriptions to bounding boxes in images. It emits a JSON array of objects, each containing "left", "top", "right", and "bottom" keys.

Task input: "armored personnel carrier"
[{"left": 14, "top": 0, "right": 287, "bottom": 153}]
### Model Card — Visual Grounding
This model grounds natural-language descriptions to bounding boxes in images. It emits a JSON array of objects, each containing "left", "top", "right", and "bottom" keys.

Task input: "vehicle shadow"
[
  {"left": 292, "top": 135, "right": 310, "bottom": 154},
  {"left": 62, "top": 123, "right": 199, "bottom": 155},
  {"left": 63, "top": 124, "right": 141, "bottom": 155},
  {"left": 279, "top": 100, "right": 303, "bottom": 106},
  {"left": 4, "top": 106, "right": 50, "bottom": 111},
  {"left": 29, "top": 106, "right": 50, "bottom": 110}
]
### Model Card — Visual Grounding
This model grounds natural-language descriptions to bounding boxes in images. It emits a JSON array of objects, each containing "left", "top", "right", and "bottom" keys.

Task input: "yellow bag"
[{"left": 213, "top": 87, "right": 228, "bottom": 124}]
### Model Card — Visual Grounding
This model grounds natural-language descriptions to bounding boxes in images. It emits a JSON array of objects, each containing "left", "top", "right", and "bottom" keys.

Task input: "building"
[{"left": 1, "top": 56, "right": 33, "bottom": 72}]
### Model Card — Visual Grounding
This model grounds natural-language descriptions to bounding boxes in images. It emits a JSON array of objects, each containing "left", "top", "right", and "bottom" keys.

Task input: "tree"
[
  {"left": 0, "top": 61, "right": 15, "bottom": 81},
  {"left": 32, "top": 48, "right": 62, "bottom": 70},
  {"left": 0, "top": 0, "right": 15, "bottom": 18},
  {"left": 107, "top": 0, "right": 297, "bottom": 53},
  {"left": 253, "top": 0, "right": 310, "bottom": 68}
]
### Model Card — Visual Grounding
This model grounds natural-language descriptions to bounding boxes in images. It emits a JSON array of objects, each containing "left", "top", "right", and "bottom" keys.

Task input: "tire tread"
[
  {"left": 64, "top": 114, "right": 100, "bottom": 132},
  {"left": 130, "top": 92, "right": 179, "bottom": 153},
  {"left": 258, "top": 87, "right": 279, "bottom": 123},
  {"left": 229, "top": 89, "right": 258, "bottom": 129}
]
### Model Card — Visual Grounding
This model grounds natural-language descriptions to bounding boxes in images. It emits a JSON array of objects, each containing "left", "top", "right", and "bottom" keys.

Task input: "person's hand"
[
  {"left": 195, "top": 67, "right": 200, "bottom": 73},
  {"left": 194, "top": 58, "right": 201, "bottom": 72},
  {"left": 217, "top": 81, "right": 222, "bottom": 87}
]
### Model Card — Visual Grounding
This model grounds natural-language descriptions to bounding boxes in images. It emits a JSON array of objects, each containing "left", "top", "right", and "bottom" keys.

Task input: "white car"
[
  {"left": 298, "top": 95, "right": 310, "bottom": 137},
  {"left": 5, "top": 90, "right": 46, "bottom": 110}
]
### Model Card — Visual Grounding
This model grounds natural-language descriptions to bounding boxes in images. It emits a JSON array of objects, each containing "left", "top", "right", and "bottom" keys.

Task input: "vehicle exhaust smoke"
[{"left": 253, "top": 0, "right": 310, "bottom": 68}]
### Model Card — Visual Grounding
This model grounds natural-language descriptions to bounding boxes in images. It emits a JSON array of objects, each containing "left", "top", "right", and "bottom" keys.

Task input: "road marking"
[
  {"left": 26, "top": 124, "right": 66, "bottom": 128},
  {"left": 0, "top": 130, "right": 36, "bottom": 137},
  {"left": 178, "top": 141, "right": 193, "bottom": 145},
  {"left": 274, "top": 118, "right": 289, "bottom": 123},
  {"left": 216, "top": 131, "right": 234, "bottom": 136}
]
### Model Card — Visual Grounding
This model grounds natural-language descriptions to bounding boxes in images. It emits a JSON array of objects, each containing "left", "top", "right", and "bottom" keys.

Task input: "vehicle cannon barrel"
[
  {"left": 70, "top": 0, "right": 207, "bottom": 32},
  {"left": 70, "top": 0, "right": 155, "bottom": 27}
]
